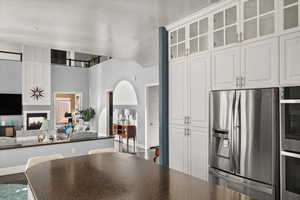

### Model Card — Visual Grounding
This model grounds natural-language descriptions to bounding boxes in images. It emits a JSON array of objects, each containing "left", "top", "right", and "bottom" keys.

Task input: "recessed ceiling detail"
[{"left": 0, "top": 0, "right": 212, "bottom": 66}]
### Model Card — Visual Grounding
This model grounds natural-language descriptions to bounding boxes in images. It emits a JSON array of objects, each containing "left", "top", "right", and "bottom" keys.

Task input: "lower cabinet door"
[
  {"left": 189, "top": 127, "right": 209, "bottom": 181},
  {"left": 169, "top": 126, "right": 187, "bottom": 173}
]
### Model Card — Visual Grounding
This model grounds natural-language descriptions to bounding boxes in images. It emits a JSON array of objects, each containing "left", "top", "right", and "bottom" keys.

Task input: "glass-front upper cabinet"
[
  {"left": 213, "top": 4, "right": 239, "bottom": 48},
  {"left": 189, "top": 17, "right": 209, "bottom": 54},
  {"left": 170, "top": 27, "right": 186, "bottom": 60},
  {"left": 241, "top": 0, "right": 276, "bottom": 41},
  {"left": 280, "top": 0, "right": 299, "bottom": 31}
]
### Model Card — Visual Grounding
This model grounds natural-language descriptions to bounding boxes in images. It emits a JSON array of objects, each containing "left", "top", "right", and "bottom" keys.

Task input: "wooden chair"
[{"left": 88, "top": 148, "right": 115, "bottom": 155}]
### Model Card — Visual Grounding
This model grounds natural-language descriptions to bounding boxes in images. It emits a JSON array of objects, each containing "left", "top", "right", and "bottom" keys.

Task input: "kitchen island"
[{"left": 25, "top": 152, "right": 254, "bottom": 200}]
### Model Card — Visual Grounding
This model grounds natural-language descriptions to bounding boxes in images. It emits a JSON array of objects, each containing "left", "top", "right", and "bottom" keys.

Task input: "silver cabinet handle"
[
  {"left": 184, "top": 128, "right": 187, "bottom": 136},
  {"left": 241, "top": 76, "right": 245, "bottom": 87},
  {"left": 281, "top": 151, "right": 300, "bottom": 158},
  {"left": 185, "top": 128, "right": 190, "bottom": 136},
  {"left": 236, "top": 77, "right": 240, "bottom": 88}
]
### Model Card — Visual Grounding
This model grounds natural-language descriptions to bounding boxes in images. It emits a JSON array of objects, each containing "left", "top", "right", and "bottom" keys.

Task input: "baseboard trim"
[{"left": 0, "top": 165, "right": 25, "bottom": 176}]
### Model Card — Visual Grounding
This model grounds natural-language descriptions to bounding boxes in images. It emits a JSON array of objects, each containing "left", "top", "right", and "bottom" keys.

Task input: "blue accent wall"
[{"left": 159, "top": 27, "right": 169, "bottom": 166}]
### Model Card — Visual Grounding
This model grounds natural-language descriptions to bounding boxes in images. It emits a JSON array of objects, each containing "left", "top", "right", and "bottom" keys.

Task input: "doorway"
[
  {"left": 145, "top": 84, "right": 159, "bottom": 149},
  {"left": 54, "top": 92, "right": 82, "bottom": 128},
  {"left": 106, "top": 90, "right": 113, "bottom": 136}
]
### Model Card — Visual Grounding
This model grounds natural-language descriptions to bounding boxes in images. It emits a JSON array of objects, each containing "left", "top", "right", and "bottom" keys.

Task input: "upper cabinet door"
[
  {"left": 212, "top": 47, "right": 241, "bottom": 90},
  {"left": 280, "top": 0, "right": 300, "bottom": 32},
  {"left": 241, "top": 0, "right": 276, "bottom": 42},
  {"left": 169, "top": 58, "right": 188, "bottom": 125},
  {"left": 189, "top": 17, "right": 209, "bottom": 55},
  {"left": 213, "top": 3, "right": 240, "bottom": 49},
  {"left": 188, "top": 53, "right": 210, "bottom": 127},
  {"left": 241, "top": 37, "right": 279, "bottom": 88},
  {"left": 280, "top": 31, "right": 300, "bottom": 86},
  {"left": 170, "top": 26, "right": 187, "bottom": 60}
]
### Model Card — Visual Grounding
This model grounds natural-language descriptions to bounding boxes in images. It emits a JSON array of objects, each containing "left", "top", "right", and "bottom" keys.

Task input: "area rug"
[{"left": 0, "top": 184, "right": 27, "bottom": 200}]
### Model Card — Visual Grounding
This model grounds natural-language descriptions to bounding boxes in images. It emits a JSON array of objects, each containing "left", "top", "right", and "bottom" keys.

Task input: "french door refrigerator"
[{"left": 209, "top": 88, "right": 280, "bottom": 200}]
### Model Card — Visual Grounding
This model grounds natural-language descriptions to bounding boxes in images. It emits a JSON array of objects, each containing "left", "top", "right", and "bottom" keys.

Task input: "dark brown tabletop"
[{"left": 25, "top": 152, "right": 254, "bottom": 200}]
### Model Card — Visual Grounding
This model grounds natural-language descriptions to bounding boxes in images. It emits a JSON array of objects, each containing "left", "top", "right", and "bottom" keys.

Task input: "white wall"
[
  {"left": 89, "top": 59, "right": 158, "bottom": 146},
  {"left": 0, "top": 60, "right": 22, "bottom": 93}
]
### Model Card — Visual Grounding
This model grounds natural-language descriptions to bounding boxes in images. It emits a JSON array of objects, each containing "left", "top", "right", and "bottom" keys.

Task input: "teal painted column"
[{"left": 159, "top": 27, "right": 169, "bottom": 166}]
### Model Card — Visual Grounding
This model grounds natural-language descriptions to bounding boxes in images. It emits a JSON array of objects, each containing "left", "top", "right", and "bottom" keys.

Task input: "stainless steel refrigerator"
[{"left": 209, "top": 88, "right": 280, "bottom": 200}]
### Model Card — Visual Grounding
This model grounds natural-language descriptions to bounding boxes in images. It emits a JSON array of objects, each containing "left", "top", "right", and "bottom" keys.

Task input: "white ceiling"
[{"left": 0, "top": 0, "right": 213, "bottom": 66}]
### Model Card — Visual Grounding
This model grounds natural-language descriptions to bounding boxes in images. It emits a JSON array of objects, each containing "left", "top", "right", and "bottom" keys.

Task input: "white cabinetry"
[
  {"left": 212, "top": 37, "right": 279, "bottom": 90},
  {"left": 22, "top": 45, "right": 51, "bottom": 105},
  {"left": 241, "top": 37, "right": 279, "bottom": 88},
  {"left": 169, "top": 126, "right": 209, "bottom": 181},
  {"left": 169, "top": 20, "right": 210, "bottom": 180},
  {"left": 188, "top": 54, "right": 210, "bottom": 127},
  {"left": 188, "top": 127, "right": 209, "bottom": 180},
  {"left": 169, "top": 57, "right": 188, "bottom": 125},
  {"left": 212, "top": 47, "right": 241, "bottom": 90},
  {"left": 280, "top": 31, "right": 300, "bottom": 85},
  {"left": 279, "top": 0, "right": 300, "bottom": 32}
]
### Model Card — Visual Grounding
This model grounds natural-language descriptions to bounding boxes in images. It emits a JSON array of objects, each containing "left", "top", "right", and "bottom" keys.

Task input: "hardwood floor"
[{"left": 0, "top": 173, "right": 27, "bottom": 184}]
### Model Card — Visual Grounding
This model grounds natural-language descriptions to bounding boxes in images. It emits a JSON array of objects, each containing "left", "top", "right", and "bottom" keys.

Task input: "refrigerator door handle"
[{"left": 233, "top": 91, "right": 241, "bottom": 174}]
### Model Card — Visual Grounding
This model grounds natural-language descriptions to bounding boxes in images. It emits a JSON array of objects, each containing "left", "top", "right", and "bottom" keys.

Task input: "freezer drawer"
[{"left": 209, "top": 168, "right": 274, "bottom": 200}]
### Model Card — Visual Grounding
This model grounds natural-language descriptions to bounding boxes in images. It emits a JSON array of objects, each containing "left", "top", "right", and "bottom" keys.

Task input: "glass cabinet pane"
[
  {"left": 199, "top": 18, "right": 208, "bottom": 34},
  {"left": 170, "top": 46, "right": 177, "bottom": 59},
  {"left": 244, "top": 18, "right": 257, "bottom": 40},
  {"left": 284, "top": 6, "right": 299, "bottom": 30},
  {"left": 244, "top": 0, "right": 257, "bottom": 20},
  {"left": 214, "top": 30, "right": 224, "bottom": 47},
  {"left": 190, "top": 22, "right": 198, "bottom": 38},
  {"left": 214, "top": 11, "right": 224, "bottom": 30},
  {"left": 226, "top": 25, "right": 238, "bottom": 44},
  {"left": 284, "top": 0, "right": 298, "bottom": 6},
  {"left": 226, "top": 6, "right": 237, "bottom": 26},
  {"left": 260, "top": 13, "right": 274, "bottom": 36},
  {"left": 190, "top": 38, "right": 198, "bottom": 54},
  {"left": 170, "top": 31, "right": 177, "bottom": 45},
  {"left": 199, "top": 35, "right": 208, "bottom": 51},
  {"left": 259, "top": 0, "right": 274, "bottom": 14},
  {"left": 178, "top": 28, "right": 185, "bottom": 42},
  {"left": 178, "top": 43, "right": 185, "bottom": 57}
]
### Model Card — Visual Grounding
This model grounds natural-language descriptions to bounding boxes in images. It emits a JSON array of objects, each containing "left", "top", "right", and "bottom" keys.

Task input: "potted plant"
[{"left": 79, "top": 108, "right": 95, "bottom": 128}]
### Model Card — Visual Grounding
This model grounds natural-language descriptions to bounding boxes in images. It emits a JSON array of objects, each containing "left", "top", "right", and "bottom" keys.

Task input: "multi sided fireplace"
[{"left": 24, "top": 111, "right": 50, "bottom": 130}]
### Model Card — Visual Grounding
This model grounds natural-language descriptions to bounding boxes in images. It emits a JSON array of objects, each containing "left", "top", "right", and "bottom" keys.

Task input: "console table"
[{"left": 112, "top": 124, "right": 136, "bottom": 152}]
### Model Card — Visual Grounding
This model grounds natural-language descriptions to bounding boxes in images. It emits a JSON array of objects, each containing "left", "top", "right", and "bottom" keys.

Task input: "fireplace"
[{"left": 24, "top": 111, "right": 50, "bottom": 130}]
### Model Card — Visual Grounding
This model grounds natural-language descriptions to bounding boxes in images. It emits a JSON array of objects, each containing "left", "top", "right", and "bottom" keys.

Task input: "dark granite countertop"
[
  {"left": 25, "top": 152, "right": 254, "bottom": 200},
  {"left": 0, "top": 135, "right": 114, "bottom": 150}
]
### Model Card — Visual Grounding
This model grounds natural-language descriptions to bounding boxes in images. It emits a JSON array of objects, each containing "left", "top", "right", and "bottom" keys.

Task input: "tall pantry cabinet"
[{"left": 168, "top": 17, "right": 210, "bottom": 180}]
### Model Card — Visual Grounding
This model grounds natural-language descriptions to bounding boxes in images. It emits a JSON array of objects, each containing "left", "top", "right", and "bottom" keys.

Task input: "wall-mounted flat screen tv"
[{"left": 0, "top": 94, "right": 22, "bottom": 115}]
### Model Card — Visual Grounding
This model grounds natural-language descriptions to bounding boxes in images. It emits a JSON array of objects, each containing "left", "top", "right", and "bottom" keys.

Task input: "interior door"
[
  {"left": 169, "top": 58, "right": 188, "bottom": 125},
  {"left": 238, "top": 89, "right": 278, "bottom": 184},
  {"left": 148, "top": 86, "right": 159, "bottom": 148},
  {"left": 210, "top": 90, "right": 235, "bottom": 173},
  {"left": 188, "top": 53, "right": 210, "bottom": 127}
]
